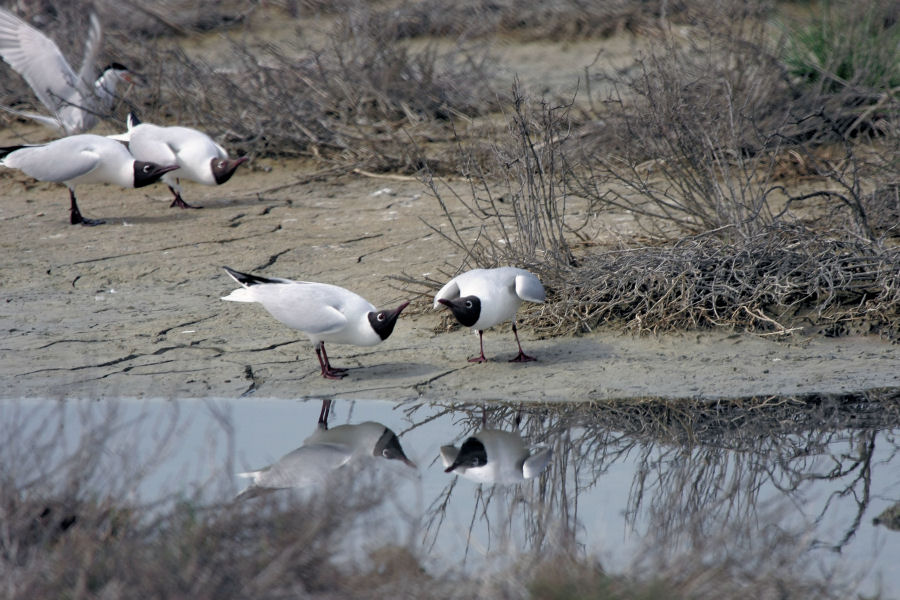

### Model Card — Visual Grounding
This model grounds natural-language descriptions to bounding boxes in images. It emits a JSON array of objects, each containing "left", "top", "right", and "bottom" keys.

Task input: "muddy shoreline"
[{"left": 2, "top": 159, "right": 897, "bottom": 402}]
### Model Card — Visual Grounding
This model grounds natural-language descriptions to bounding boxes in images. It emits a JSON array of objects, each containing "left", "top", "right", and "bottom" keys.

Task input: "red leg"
[
  {"left": 315, "top": 343, "right": 347, "bottom": 379},
  {"left": 318, "top": 399, "right": 332, "bottom": 427},
  {"left": 509, "top": 322, "right": 537, "bottom": 362},
  {"left": 69, "top": 189, "right": 104, "bottom": 226},
  {"left": 468, "top": 330, "right": 488, "bottom": 363},
  {"left": 169, "top": 183, "right": 202, "bottom": 209}
]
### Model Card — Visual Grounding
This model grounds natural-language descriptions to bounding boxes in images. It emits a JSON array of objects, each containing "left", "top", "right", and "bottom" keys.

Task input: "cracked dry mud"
[{"left": 2, "top": 150, "right": 898, "bottom": 402}]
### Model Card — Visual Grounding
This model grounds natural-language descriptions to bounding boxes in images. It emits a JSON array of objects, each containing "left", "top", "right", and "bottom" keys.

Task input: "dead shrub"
[
  {"left": 421, "top": 85, "right": 581, "bottom": 274},
  {"left": 528, "top": 224, "right": 900, "bottom": 337},
  {"left": 106, "top": 3, "right": 500, "bottom": 170}
]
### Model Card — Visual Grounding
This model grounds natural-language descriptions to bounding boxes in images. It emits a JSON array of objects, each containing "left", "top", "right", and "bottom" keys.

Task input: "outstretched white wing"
[{"left": 0, "top": 8, "right": 91, "bottom": 116}]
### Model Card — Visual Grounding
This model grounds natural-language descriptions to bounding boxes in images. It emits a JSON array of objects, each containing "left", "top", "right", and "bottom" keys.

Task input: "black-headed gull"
[
  {"left": 0, "top": 8, "right": 138, "bottom": 134},
  {"left": 221, "top": 267, "right": 410, "bottom": 379},
  {"left": 434, "top": 267, "right": 546, "bottom": 363},
  {"left": 0, "top": 134, "right": 178, "bottom": 225},
  {"left": 109, "top": 113, "right": 248, "bottom": 209},
  {"left": 237, "top": 400, "right": 416, "bottom": 500},
  {"left": 441, "top": 428, "right": 552, "bottom": 485}
]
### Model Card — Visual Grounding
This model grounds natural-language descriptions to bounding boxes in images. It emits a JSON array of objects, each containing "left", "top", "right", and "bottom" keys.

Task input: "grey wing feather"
[
  {"left": 296, "top": 303, "right": 348, "bottom": 335},
  {"left": 0, "top": 8, "right": 86, "bottom": 115},
  {"left": 252, "top": 444, "right": 353, "bottom": 488},
  {"left": 260, "top": 284, "right": 351, "bottom": 335},
  {"left": 76, "top": 13, "right": 101, "bottom": 87},
  {"left": 515, "top": 273, "right": 546, "bottom": 303},
  {"left": 522, "top": 447, "right": 552, "bottom": 479},
  {"left": 433, "top": 278, "right": 461, "bottom": 308},
  {"left": 4, "top": 146, "right": 100, "bottom": 182}
]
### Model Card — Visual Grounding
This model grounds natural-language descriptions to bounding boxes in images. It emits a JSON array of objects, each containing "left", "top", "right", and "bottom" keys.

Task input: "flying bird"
[
  {"left": 237, "top": 399, "right": 416, "bottom": 500},
  {"left": 0, "top": 8, "right": 138, "bottom": 134},
  {"left": 0, "top": 134, "right": 178, "bottom": 225},
  {"left": 434, "top": 267, "right": 546, "bottom": 363},
  {"left": 221, "top": 266, "right": 410, "bottom": 379},
  {"left": 109, "top": 113, "right": 248, "bottom": 209},
  {"left": 441, "top": 428, "right": 552, "bottom": 485}
]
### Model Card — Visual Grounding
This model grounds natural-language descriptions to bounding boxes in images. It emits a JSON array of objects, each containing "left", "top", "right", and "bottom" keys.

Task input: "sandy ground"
[{"left": 1, "top": 152, "right": 897, "bottom": 402}]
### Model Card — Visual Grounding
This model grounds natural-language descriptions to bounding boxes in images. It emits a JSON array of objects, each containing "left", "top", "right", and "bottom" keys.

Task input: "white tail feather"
[{"left": 221, "top": 288, "right": 257, "bottom": 302}]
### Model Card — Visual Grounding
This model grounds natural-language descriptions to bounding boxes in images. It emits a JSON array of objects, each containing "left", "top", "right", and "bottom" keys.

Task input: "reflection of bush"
[{"left": 409, "top": 392, "right": 900, "bottom": 599}]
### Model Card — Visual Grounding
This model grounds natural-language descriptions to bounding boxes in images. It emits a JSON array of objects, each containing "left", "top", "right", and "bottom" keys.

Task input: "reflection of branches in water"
[
  {"left": 595, "top": 391, "right": 899, "bottom": 554},
  {"left": 406, "top": 401, "right": 577, "bottom": 566},
  {"left": 405, "top": 389, "right": 900, "bottom": 571},
  {"left": 809, "top": 430, "right": 875, "bottom": 552}
]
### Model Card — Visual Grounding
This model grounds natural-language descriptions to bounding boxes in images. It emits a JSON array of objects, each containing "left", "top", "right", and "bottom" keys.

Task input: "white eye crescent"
[
  {"left": 465, "top": 300, "right": 473, "bottom": 308},
  {"left": 142, "top": 164, "right": 152, "bottom": 173},
  {"left": 376, "top": 313, "right": 386, "bottom": 322}
]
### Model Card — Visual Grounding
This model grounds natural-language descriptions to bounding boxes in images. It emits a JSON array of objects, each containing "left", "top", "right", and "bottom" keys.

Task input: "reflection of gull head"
[
  {"left": 237, "top": 421, "right": 415, "bottom": 500},
  {"left": 440, "top": 429, "right": 551, "bottom": 485}
]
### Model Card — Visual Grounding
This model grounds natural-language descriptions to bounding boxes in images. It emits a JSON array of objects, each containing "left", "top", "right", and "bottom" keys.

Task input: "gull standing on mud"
[
  {"left": 435, "top": 267, "right": 546, "bottom": 363},
  {"left": 0, "top": 8, "right": 138, "bottom": 134},
  {"left": 109, "top": 113, "right": 248, "bottom": 209},
  {"left": 0, "top": 134, "right": 178, "bottom": 225},
  {"left": 237, "top": 399, "right": 416, "bottom": 500},
  {"left": 221, "top": 267, "right": 410, "bottom": 379}
]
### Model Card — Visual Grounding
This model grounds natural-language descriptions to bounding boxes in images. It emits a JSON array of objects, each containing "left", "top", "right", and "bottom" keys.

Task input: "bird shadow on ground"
[
  {"left": 455, "top": 338, "right": 616, "bottom": 367},
  {"left": 343, "top": 361, "right": 439, "bottom": 382}
]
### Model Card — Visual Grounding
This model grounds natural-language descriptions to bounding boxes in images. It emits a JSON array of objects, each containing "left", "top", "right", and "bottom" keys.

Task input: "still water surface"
[{"left": 4, "top": 395, "right": 898, "bottom": 595}]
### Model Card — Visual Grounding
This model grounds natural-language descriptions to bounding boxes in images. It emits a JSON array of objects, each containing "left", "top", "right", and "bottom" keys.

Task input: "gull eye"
[
  {"left": 465, "top": 300, "right": 473, "bottom": 309},
  {"left": 376, "top": 312, "right": 386, "bottom": 322},
  {"left": 142, "top": 164, "right": 152, "bottom": 173},
  {"left": 217, "top": 160, "right": 225, "bottom": 169}
]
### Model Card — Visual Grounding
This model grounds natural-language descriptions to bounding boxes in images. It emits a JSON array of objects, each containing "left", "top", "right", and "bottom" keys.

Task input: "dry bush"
[
  {"left": 576, "top": 0, "right": 900, "bottom": 242},
  {"left": 381, "top": 0, "right": 669, "bottom": 40},
  {"left": 413, "top": 0, "right": 900, "bottom": 341},
  {"left": 416, "top": 87, "right": 900, "bottom": 339},
  {"left": 105, "top": 3, "right": 500, "bottom": 169},
  {"left": 575, "top": 3, "right": 799, "bottom": 239},
  {"left": 421, "top": 85, "right": 581, "bottom": 276},
  {"left": 527, "top": 224, "right": 900, "bottom": 337}
]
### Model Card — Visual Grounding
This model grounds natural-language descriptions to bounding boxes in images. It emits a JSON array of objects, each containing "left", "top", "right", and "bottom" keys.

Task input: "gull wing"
[
  {"left": 256, "top": 283, "right": 353, "bottom": 335},
  {"left": 439, "top": 445, "right": 459, "bottom": 469},
  {"left": 433, "top": 277, "right": 461, "bottom": 308},
  {"left": 522, "top": 447, "right": 552, "bottom": 479},
  {"left": 0, "top": 8, "right": 88, "bottom": 115},
  {"left": 3, "top": 145, "right": 100, "bottom": 183},
  {"left": 515, "top": 272, "right": 546, "bottom": 303},
  {"left": 128, "top": 131, "right": 179, "bottom": 168},
  {"left": 76, "top": 13, "right": 101, "bottom": 87}
]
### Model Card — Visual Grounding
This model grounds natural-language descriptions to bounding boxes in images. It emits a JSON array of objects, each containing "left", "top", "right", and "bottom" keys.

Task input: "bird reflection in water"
[
  {"left": 441, "top": 408, "right": 552, "bottom": 485},
  {"left": 236, "top": 399, "right": 416, "bottom": 500}
]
